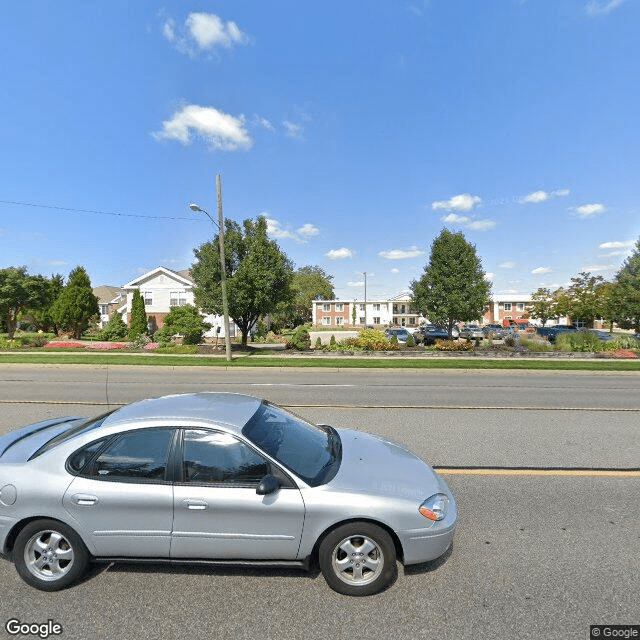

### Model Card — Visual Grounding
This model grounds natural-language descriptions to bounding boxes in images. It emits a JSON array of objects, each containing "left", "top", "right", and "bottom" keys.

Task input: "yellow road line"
[{"left": 436, "top": 467, "right": 640, "bottom": 478}]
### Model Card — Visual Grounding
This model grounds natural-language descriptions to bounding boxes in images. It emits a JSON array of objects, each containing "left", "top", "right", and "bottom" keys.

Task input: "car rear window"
[{"left": 28, "top": 410, "right": 117, "bottom": 461}]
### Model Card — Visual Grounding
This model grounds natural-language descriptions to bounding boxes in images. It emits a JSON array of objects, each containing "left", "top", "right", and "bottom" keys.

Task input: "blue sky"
[{"left": 1, "top": 0, "right": 639, "bottom": 301}]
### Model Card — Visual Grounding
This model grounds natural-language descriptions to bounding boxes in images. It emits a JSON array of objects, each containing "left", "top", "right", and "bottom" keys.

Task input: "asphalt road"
[{"left": 0, "top": 365, "right": 638, "bottom": 640}]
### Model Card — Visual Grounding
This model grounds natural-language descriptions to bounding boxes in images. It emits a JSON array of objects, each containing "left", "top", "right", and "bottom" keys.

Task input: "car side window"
[
  {"left": 67, "top": 437, "right": 110, "bottom": 475},
  {"left": 182, "top": 429, "right": 269, "bottom": 486},
  {"left": 88, "top": 428, "right": 173, "bottom": 482}
]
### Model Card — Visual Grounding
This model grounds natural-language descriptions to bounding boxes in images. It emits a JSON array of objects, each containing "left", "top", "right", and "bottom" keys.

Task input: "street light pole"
[{"left": 189, "top": 175, "right": 232, "bottom": 362}]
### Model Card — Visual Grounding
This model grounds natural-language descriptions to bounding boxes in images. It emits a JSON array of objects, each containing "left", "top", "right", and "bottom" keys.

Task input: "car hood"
[
  {"left": 327, "top": 428, "right": 443, "bottom": 500},
  {"left": 0, "top": 416, "right": 83, "bottom": 463}
]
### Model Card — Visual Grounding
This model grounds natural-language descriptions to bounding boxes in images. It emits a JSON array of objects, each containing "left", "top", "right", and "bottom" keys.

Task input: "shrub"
[
  {"left": 554, "top": 332, "right": 605, "bottom": 352},
  {"left": 97, "top": 314, "right": 128, "bottom": 341},
  {"left": 286, "top": 326, "right": 311, "bottom": 350},
  {"left": 330, "top": 335, "right": 336, "bottom": 347},
  {"left": 350, "top": 329, "right": 400, "bottom": 351},
  {"left": 435, "top": 339, "right": 474, "bottom": 351},
  {"left": 154, "top": 305, "right": 210, "bottom": 345},
  {"left": 406, "top": 334, "right": 415, "bottom": 347},
  {"left": 128, "top": 290, "right": 147, "bottom": 340},
  {"left": 315, "top": 337, "right": 322, "bottom": 349}
]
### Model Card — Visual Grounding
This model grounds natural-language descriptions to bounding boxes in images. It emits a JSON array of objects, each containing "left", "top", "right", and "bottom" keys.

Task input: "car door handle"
[
  {"left": 71, "top": 494, "right": 98, "bottom": 506},
  {"left": 183, "top": 499, "right": 208, "bottom": 510}
]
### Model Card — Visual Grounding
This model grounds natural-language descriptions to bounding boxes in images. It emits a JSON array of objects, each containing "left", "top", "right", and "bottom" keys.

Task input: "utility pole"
[{"left": 216, "top": 175, "right": 232, "bottom": 362}]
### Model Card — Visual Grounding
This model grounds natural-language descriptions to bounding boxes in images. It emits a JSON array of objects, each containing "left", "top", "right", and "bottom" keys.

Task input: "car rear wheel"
[
  {"left": 14, "top": 519, "right": 89, "bottom": 591},
  {"left": 319, "top": 522, "right": 397, "bottom": 596}
]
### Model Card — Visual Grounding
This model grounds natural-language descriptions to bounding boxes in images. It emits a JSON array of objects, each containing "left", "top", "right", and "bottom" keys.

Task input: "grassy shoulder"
[{"left": 1, "top": 351, "right": 640, "bottom": 371}]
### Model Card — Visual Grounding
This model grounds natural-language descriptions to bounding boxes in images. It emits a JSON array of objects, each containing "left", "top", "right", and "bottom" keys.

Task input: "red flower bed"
[
  {"left": 45, "top": 341, "right": 84, "bottom": 349},
  {"left": 85, "top": 342, "right": 128, "bottom": 350},
  {"left": 610, "top": 349, "right": 638, "bottom": 359}
]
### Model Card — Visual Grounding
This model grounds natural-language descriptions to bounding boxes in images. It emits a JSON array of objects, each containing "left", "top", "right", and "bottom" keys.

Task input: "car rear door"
[
  {"left": 63, "top": 428, "right": 175, "bottom": 557},
  {"left": 170, "top": 428, "right": 305, "bottom": 560}
]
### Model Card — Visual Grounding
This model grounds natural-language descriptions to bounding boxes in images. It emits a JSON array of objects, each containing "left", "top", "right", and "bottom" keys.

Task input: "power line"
[{"left": 0, "top": 199, "right": 202, "bottom": 222}]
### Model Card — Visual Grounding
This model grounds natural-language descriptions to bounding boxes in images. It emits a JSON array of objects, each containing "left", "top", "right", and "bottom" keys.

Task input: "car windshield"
[{"left": 242, "top": 402, "right": 341, "bottom": 487}]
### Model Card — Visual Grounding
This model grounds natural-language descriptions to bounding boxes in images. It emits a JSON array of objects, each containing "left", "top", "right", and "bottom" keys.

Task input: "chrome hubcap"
[
  {"left": 24, "top": 530, "right": 74, "bottom": 581},
  {"left": 331, "top": 535, "right": 383, "bottom": 585}
]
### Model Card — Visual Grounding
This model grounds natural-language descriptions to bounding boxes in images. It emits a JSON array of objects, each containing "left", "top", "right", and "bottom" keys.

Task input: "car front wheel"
[
  {"left": 319, "top": 522, "right": 397, "bottom": 596},
  {"left": 14, "top": 519, "right": 89, "bottom": 591}
]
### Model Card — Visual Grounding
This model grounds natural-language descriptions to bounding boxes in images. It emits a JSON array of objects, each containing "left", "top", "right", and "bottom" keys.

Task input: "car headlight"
[{"left": 419, "top": 493, "right": 449, "bottom": 521}]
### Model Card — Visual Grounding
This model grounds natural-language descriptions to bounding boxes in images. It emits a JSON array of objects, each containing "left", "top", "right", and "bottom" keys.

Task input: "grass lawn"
[{"left": 1, "top": 351, "right": 640, "bottom": 371}]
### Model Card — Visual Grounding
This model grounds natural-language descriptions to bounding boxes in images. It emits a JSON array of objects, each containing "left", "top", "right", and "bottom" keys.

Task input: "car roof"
[{"left": 103, "top": 393, "right": 263, "bottom": 433}]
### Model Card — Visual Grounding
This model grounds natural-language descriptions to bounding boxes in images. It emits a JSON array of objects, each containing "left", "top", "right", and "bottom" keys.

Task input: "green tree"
[
  {"left": 192, "top": 216, "right": 294, "bottom": 345},
  {"left": 273, "top": 265, "right": 334, "bottom": 327},
  {"left": 410, "top": 229, "right": 490, "bottom": 337},
  {"left": 50, "top": 266, "right": 99, "bottom": 338},
  {"left": 561, "top": 272, "right": 607, "bottom": 328},
  {"left": 128, "top": 289, "right": 147, "bottom": 340},
  {"left": 610, "top": 239, "right": 640, "bottom": 332},
  {"left": 529, "top": 287, "right": 556, "bottom": 326},
  {"left": 22, "top": 274, "right": 64, "bottom": 333},
  {"left": 155, "top": 305, "right": 210, "bottom": 345},
  {"left": 0, "top": 267, "right": 50, "bottom": 338}
]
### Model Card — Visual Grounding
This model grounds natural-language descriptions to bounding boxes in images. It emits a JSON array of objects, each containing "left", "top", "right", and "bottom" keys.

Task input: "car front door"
[
  {"left": 171, "top": 429, "right": 305, "bottom": 560},
  {"left": 63, "top": 428, "right": 175, "bottom": 557}
]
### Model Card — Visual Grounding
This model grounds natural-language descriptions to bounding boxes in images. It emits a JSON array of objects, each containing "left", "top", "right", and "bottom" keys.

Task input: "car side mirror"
[{"left": 256, "top": 474, "right": 281, "bottom": 496}]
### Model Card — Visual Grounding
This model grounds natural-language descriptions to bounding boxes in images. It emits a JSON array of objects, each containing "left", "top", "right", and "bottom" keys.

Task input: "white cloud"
[
  {"left": 253, "top": 115, "right": 275, "bottom": 132},
  {"left": 582, "top": 264, "right": 614, "bottom": 273},
  {"left": 283, "top": 121, "right": 304, "bottom": 139},
  {"left": 265, "top": 218, "right": 319, "bottom": 242},
  {"left": 378, "top": 246, "right": 424, "bottom": 260},
  {"left": 519, "top": 189, "right": 570, "bottom": 204},
  {"left": 162, "top": 12, "right": 248, "bottom": 56},
  {"left": 298, "top": 223, "right": 319, "bottom": 238},
  {"left": 468, "top": 219, "right": 496, "bottom": 231},
  {"left": 432, "top": 193, "right": 482, "bottom": 212},
  {"left": 391, "top": 268, "right": 400, "bottom": 274},
  {"left": 441, "top": 213, "right": 496, "bottom": 232},
  {"left": 499, "top": 261, "right": 516, "bottom": 269},
  {"left": 586, "top": 0, "right": 626, "bottom": 16},
  {"left": 532, "top": 267, "right": 552, "bottom": 275},
  {"left": 153, "top": 104, "right": 252, "bottom": 151},
  {"left": 326, "top": 248, "right": 354, "bottom": 260},
  {"left": 575, "top": 203, "right": 605, "bottom": 218},
  {"left": 347, "top": 281, "right": 365, "bottom": 287},
  {"left": 599, "top": 240, "right": 634, "bottom": 249},
  {"left": 484, "top": 273, "right": 495, "bottom": 281}
]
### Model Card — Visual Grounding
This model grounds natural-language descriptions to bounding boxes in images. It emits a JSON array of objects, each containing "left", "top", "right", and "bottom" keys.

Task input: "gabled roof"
[
  {"left": 122, "top": 266, "right": 194, "bottom": 289},
  {"left": 93, "top": 286, "right": 125, "bottom": 304}
]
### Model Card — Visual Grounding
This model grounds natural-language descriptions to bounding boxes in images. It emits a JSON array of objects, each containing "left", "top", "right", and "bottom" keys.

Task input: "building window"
[
  {"left": 503, "top": 303, "right": 512, "bottom": 312},
  {"left": 516, "top": 303, "right": 525, "bottom": 312},
  {"left": 143, "top": 291, "right": 153, "bottom": 306},
  {"left": 359, "top": 304, "right": 365, "bottom": 311},
  {"left": 336, "top": 303, "right": 344, "bottom": 312},
  {"left": 323, "top": 303, "right": 331, "bottom": 312},
  {"left": 170, "top": 291, "right": 187, "bottom": 307},
  {"left": 409, "top": 318, "right": 416, "bottom": 325},
  {"left": 359, "top": 317, "right": 365, "bottom": 324},
  {"left": 373, "top": 316, "right": 380, "bottom": 325},
  {"left": 323, "top": 316, "right": 331, "bottom": 326},
  {"left": 100, "top": 304, "right": 109, "bottom": 315},
  {"left": 373, "top": 304, "right": 380, "bottom": 311},
  {"left": 336, "top": 317, "right": 343, "bottom": 326}
]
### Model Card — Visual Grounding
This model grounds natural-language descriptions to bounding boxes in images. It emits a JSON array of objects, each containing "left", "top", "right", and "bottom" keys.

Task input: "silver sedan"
[{"left": 0, "top": 393, "right": 456, "bottom": 596}]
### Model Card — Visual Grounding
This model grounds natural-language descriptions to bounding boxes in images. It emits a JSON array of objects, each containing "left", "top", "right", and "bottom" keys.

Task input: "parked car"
[
  {"left": 459, "top": 324, "right": 484, "bottom": 340},
  {"left": 482, "top": 324, "right": 507, "bottom": 339},
  {"left": 536, "top": 324, "right": 577, "bottom": 344},
  {"left": 0, "top": 393, "right": 457, "bottom": 596},
  {"left": 384, "top": 327, "right": 412, "bottom": 344},
  {"left": 419, "top": 325, "right": 450, "bottom": 345}
]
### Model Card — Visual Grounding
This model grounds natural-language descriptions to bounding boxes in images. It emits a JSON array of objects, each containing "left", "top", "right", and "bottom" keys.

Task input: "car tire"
[
  {"left": 319, "top": 522, "right": 397, "bottom": 596},
  {"left": 14, "top": 519, "right": 89, "bottom": 591}
]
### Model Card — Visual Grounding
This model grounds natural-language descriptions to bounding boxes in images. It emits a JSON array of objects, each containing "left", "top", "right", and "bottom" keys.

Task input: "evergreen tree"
[
  {"left": 99, "top": 312, "right": 128, "bottom": 341},
  {"left": 192, "top": 216, "right": 294, "bottom": 345},
  {"left": 50, "top": 267, "right": 99, "bottom": 338},
  {"left": 128, "top": 289, "right": 147, "bottom": 340},
  {"left": 411, "top": 229, "right": 490, "bottom": 337},
  {"left": 154, "top": 305, "right": 210, "bottom": 345}
]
